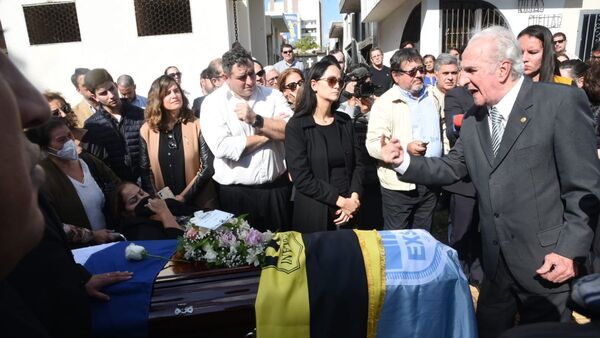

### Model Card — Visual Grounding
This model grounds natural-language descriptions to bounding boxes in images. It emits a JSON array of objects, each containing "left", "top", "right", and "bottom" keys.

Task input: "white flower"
[
  {"left": 125, "top": 243, "right": 147, "bottom": 261},
  {"left": 204, "top": 249, "right": 217, "bottom": 262}
]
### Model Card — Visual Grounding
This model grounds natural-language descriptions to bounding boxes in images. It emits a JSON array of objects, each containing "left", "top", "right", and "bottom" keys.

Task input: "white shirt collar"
[{"left": 488, "top": 76, "right": 524, "bottom": 121}]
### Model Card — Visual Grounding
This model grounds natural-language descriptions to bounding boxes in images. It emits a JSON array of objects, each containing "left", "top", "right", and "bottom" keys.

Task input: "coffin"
[{"left": 149, "top": 264, "right": 260, "bottom": 338}]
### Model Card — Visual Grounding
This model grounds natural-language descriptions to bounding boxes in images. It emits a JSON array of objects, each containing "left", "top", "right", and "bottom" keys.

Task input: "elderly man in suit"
[{"left": 379, "top": 26, "right": 600, "bottom": 337}]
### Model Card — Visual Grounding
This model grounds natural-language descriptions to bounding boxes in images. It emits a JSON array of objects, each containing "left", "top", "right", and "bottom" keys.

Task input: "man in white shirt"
[
  {"left": 379, "top": 26, "right": 600, "bottom": 337},
  {"left": 201, "top": 46, "right": 293, "bottom": 232},
  {"left": 273, "top": 43, "right": 304, "bottom": 74}
]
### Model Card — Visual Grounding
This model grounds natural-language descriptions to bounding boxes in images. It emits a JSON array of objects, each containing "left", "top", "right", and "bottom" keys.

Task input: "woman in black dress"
[{"left": 285, "top": 59, "right": 364, "bottom": 233}]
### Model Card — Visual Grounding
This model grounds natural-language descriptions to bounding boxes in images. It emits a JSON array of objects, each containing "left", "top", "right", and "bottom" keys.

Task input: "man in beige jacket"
[
  {"left": 366, "top": 48, "right": 443, "bottom": 230},
  {"left": 70, "top": 68, "right": 97, "bottom": 128}
]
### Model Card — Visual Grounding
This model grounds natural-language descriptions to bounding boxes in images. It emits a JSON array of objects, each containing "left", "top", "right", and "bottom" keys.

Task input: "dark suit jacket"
[
  {"left": 443, "top": 86, "right": 477, "bottom": 197},
  {"left": 401, "top": 77, "right": 600, "bottom": 294},
  {"left": 192, "top": 96, "right": 205, "bottom": 118},
  {"left": 285, "top": 112, "right": 365, "bottom": 233}
]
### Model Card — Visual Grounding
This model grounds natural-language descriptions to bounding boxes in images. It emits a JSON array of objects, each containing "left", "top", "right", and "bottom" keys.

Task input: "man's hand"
[
  {"left": 93, "top": 229, "right": 119, "bottom": 244},
  {"left": 407, "top": 141, "right": 427, "bottom": 156},
  {"left": 536, "top": 252, "right": 577, "bottom": 284},
  {"left": 380, "top": 134, "right": 404, "bottom": 166},
  {"left": 234, "top": 102, "right": 256, "bottom": 125},
  {"left": 85, "top": 271, "right": 133, "bottom": 301}
]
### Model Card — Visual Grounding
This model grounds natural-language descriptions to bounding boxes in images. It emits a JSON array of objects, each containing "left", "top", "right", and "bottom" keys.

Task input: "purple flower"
[
  {"left": 245, "top": 229, "right": 263, "bottom": 246},
  {"left": 218, "top": 231, "right": 237, "bottom": 247}
]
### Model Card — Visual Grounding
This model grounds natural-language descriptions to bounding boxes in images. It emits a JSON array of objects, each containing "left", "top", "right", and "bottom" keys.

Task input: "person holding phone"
[{"left": 139, "top": 75, "right": 217, "bottom": 209}]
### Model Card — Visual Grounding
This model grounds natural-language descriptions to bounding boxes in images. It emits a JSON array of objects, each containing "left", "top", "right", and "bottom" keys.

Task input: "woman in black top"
[{"left": 285, "top": 59, "right": 365, "bottom": 233}]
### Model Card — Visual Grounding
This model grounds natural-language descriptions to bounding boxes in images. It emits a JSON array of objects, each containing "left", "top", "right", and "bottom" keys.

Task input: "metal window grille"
[
  {"left": 518, "top": 0, "right": 544, "bottom": 13},
  {"left": 22, "top": 2, "right": 81, "bottom": 45},
  {"left": 578, "top": 12, "right": 600, "bottom": 61},
  {"left": 134, "top": 0, "right": 192, "bottom": 37},
  {"left": 441, "top": 3, "right": 508, "bottom": 53}
]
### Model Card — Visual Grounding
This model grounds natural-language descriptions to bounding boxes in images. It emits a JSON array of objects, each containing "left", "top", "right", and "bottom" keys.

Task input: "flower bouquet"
[{"left": 176, "top": 213, "right": 274, "bottom": 269}]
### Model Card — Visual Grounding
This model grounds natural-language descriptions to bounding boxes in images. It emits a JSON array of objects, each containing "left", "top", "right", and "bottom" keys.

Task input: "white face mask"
[{"left": 49, "top": 139, "right": 78, "bottom": 161}]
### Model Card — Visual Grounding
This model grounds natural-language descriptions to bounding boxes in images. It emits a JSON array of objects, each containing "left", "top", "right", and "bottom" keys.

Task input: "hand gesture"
[
  {"left": 380, "top": 134, "right": 404, "bottom": 166},
  {"left": 146, "top": 198, "right": 172, "bottom": 217},
  {"left": 93, "top": 229, "right": 119, "bottom": 244},
  {"left": 234, "top": 102, "right": 256, "bottom": 125},
  {"left": 407, "top": 140, "right": 427, "bottom": 156},
  {"left": 85, "top": 271, "right": 133, "bottom": 301},
  {"left": 536, "top": 252, "right": 577, "bottom": 284}
]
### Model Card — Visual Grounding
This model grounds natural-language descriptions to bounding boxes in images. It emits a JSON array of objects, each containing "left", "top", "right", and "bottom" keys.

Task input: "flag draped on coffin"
[{"left": 255, "top": 229, "right": 477, "bottom": 338}]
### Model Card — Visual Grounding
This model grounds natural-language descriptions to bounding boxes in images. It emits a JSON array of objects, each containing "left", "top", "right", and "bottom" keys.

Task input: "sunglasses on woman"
[
  {"left": 51, "top": 104, "right": 72, "bottom": 116},
  {"left": 318, "top": 76, "right": 344, "bottom": 88},
  {"left": 285, "top": 80, "right": 304, "bottom": 91}
]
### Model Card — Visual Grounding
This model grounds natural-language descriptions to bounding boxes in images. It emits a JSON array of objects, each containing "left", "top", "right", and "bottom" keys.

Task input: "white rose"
[
  {"left": 125, "top": 243, "right": 147, "bottom": 261},
  {"left": 204, "top": 249, "right": 217, "bottom": 262}
]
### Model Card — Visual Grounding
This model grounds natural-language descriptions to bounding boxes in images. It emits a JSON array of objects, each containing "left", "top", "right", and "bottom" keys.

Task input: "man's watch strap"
[{"left": 252, "top": 114, "right": 264, "bottom": 128}]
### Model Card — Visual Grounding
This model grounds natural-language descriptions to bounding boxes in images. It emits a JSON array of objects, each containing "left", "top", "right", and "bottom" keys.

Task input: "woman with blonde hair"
[{"left": 140, "top": 75, "right": 216, "bottom": 209}]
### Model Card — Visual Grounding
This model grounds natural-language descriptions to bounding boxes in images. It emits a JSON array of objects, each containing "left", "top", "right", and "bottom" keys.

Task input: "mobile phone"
[{"left": 157, "top": 186, "right": 175, "bottom": 200}]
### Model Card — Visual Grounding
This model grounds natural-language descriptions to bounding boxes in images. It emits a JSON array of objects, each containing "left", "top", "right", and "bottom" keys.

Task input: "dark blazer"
[
  {"left": 443, "top": 86, "right": 477, "bottom": 197},
  {"left": 6, "top": 193, "right": 91, "bottom": 338},
  {"left": 401, "top": 77, "right": 600, "bottom": 294},
  {"left": 285, "top": 112, "right": 365, "bottom": 233}
]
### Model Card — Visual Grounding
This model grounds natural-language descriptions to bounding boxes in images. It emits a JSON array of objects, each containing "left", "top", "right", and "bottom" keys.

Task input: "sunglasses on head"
[
  {"left": 51, "top": 104, "right": 72, "bottom": 116},
  {"left": 398, "top": 66, "right": 424, "bottom": 77},
  {"left": 168, "top": 72, "right": 182, "bottom": 78},
  {"left": 256, "top": 69, "right": 265, "bottom": 77},
  {"left": 318, "top": 76, "right": 344, "bottom": 88},
  {"left": 285, "top": 80, "right": 304, "bottom": 91}
]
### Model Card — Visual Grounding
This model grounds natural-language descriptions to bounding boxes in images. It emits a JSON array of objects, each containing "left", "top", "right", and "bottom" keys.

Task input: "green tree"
[{"left": 295, "top": 36, "right": 319, "bottom": 52}]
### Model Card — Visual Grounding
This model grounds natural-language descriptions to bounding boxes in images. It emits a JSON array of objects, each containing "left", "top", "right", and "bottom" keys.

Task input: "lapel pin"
[{"left": 520, "top": 117, "right": 527, "bottom": 123}]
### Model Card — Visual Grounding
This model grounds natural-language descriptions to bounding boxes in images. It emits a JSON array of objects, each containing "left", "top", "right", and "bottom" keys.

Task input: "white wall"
[
  {"left": 377, "top": 0, "right": 420, "bottom": 66},
  {"left": 0, "top": 0, "right": 232, "bottom": 106}
]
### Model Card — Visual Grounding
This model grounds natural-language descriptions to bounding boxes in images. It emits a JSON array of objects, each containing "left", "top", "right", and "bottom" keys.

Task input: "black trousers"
[
  {"left": 477, "top": 253, "right": 571, "bottom": 338},
  {"left": 380, "top": 185, "right": 438, "bottom": 231},
  {"left": 449, "top": 193, "right": 483, "bottom": 284},
  {"left": 218, "top": 175, "right": 292, "bottom": 232}
]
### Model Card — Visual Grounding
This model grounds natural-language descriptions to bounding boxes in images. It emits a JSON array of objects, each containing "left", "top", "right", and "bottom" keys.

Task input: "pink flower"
[
  {"left": 186, "top": 227, "right": 199, "bottom": 239},
  {"left": 219, "top": 231, "right": 237, "bottom": 247}
]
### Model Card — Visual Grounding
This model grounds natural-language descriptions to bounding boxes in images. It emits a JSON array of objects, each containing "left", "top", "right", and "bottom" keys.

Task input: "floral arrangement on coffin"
[{"left": 177, "top": 214, "right": 274, "bottom": 268}]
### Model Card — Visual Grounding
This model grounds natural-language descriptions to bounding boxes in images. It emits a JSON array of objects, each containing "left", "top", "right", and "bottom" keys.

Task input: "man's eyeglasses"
[
  {"left": 282, "top": 50, "right": 293, "bottom": 55},
  {"left": 285, "top": 80, "right": 304, "bottom": 91},
  {"left": 267, "top": 77, "right": 278, "bottom": 85},
  {"left": 256, "top": 69, "right": 265, "bottom": 77},
  {"left": 398, "top": 66, "right": 425, "bottom": 77},
  {"left": 553, "top": 39, "right": 565, "bottom": 44},
  {"left": 168, "top": 72, "right": 182, "bottom": 78},
  {"left": 52, "top": 104, "right": 72, "bottom": 116},
  {"left": 318, "top": 77, "right": 344, "bottom": 88}
]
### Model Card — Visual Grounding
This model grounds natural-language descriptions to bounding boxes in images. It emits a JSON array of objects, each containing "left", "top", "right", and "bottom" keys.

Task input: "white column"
[{"left": 419, "top": 0, "right": 441, "bottom": 56}]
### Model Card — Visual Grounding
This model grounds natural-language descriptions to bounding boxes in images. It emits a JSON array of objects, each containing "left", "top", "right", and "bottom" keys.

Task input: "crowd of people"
[{"left": 1, "top": 23, "right": 600, "bottom": 337}]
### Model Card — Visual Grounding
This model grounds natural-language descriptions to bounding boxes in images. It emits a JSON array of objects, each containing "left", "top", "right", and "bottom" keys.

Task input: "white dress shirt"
[
  {"left": 394, "top": 76, "right": 524, "bottom": 174},
  {"left": 200, "top": 83, "right": 293, "bottom": 185}
]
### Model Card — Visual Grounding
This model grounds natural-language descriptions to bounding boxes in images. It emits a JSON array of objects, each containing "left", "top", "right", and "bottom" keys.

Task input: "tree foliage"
[{"left": 295, "top": 36, "right": 319, "bottom": 52}]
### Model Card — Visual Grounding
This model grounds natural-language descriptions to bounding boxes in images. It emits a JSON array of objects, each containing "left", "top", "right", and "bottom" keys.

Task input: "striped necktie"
[{"left": 490, "top": 106, "right": 503, "bottom": 156}]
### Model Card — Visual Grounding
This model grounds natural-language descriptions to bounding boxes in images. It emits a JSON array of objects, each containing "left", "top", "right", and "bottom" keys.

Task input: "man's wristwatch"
[{"left": 252, "top": 114, "right": 264, "bottom": 128}]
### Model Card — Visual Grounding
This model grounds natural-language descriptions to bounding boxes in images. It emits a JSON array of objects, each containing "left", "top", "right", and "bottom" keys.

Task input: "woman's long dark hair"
[
  {"left": 25, "top": 116, "right": 69, "bottom": 149},
  {"left": 518, "top": 25, "right": 555, "bottom": 83},
  {"left": 293, "top": 58, "right": 341, "bottom": 118}
]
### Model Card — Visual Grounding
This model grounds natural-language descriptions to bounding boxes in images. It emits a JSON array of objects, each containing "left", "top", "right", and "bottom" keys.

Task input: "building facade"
[
  {"left": 338, "top": 0, "right": 600, "bottom": 66},
  {"left": 0, "top": 0, "right": 268, "bottom": 104}
]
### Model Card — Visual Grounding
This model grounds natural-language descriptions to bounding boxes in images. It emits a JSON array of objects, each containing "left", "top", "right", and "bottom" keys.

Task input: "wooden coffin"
[{"left": 149, "top": 264, "right": 260, "bottom": 338}]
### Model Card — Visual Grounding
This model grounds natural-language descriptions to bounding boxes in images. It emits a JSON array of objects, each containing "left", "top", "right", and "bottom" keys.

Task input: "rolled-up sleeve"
[{"left": 200, "top": 95, "right": 247, "bottom": 162}]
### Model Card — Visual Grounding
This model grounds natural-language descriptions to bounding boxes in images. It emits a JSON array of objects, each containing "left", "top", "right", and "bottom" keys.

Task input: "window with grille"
[
  {"left": 22, "top": 2, "right": 81, "bottom": 45},
  {"left": 578, "top": 12, "right": 600, "bottom": 61},
  {"left": 134, "top": 0, "right": 192, "bottom": 37}
]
